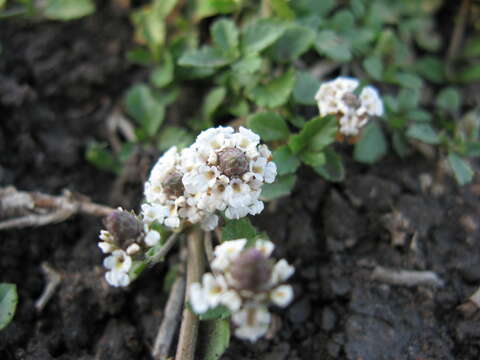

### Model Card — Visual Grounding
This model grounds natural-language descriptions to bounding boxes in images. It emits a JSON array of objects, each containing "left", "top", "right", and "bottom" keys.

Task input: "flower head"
[
  {"left": 189, "top": 238, "right": 294, "bottom": 342},
  {"left": 315, "top": 77, "right": 383, "bottom": 137},
  {"left": 103, "top": 250, "right": 132, "bottom": 287}
]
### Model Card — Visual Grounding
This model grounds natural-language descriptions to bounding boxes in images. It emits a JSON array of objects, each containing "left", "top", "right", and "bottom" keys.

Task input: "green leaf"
[
  {"left": 463, "top": 37, "right": 480, "bottom": 57},
  {"left": 288, "top": 115, "right": 337, "bottom": 154},
  {"left": 406, "top": 123, "right": 440, "bottom": 144},
  {"left": 415, "top": 56, "right": 444, "bottom": 83},
  {"left": 43, "top": 0, "right": 95, "bottom": 20},
  {"left": 363, "top": 56, "right": 383, "bottom": 81},
  {"left": 0, "top": 283, "right": 18, "bottom": 330},
  {"left": 293, "top": 71, "right": 320, "bottom": 105},
  {"left": 202, "top": 87, "right": 226, "bottom": 120},
  {"left": 392, "top": 132, "right": 411, "bottom": 158},
  {"left": 247, "top": 112, "right": 290, "bottom": 141},
  {"left": 200, "top": 319, "right": 231, "bottom": 360},
  {"left": 260, "top": 174, "right": 296, "bottom": 201},
  {"left": 222, "top": 218, "right": 256, "bottom": 242},
  {"left": 397, "top": 88, "right": 420, "bottom": 110},
  {"left": 125, "top": 84, "right": 165, "bottom": 136},
  {"left": 241, "top": 19, "right": 287, "bottom": 54},
  {"left": 313, "top": 148, "right": 345, "bottom": 182},
  {"left": 194, "top": 0, "right": 238, "bottom": 20},
  {"left": 299, "top": 151, "right": 325, "bottom": 167},
  {"left": 158, "top": 127, "right": 194, "bottom": 151},
  {"left": 392, "top": 72, "right": 423, "bottom": 89},
  {"left": 86, "top": 142, "right": 121, "bottom": 174},
  {"left": 150, "top": 52, "right": 174, "bottom": 88},
  {"left": 0, "top": 0, "right": 5, "bottom": 8},
  {"left": 127, "top": 48, "right": 154, "bottom": 66},
  {"left": 458, "top": 64, "right": 480, "bottom": 84},
  {"left": 269, "top": 25, "right": 315, "bottom": 63},
  {"left": 246, "top": 69, "right": 296, "bottom": 108},
  {"left": 197, "top": 306, "right": 232, "bottom": 320},
  {"left": 314, "top": 30, "right": 352, "bottom": 62},
  {"left": 354, "top": 122, "right": 387, "bottom": 164},
  {"left": 448, "top": 152, "right": 474, "bottom": 185},
  {"left": 465, "top": 142, "right": 480, "bottom": 157},
  {"left": 153, "top": 0, "right": 178, "bottom": 18},
  {"left": 291, "top": 0, "right": 335, "bottom": 16},
  {"left": 131, "top": 8, "right": 166, "bottom": 58},
  {"left": 211, "top": 18, "right": 239, "bottom": 56},
  {"left": 178, "top": 46, "right": 234, "bottom": 68},
  {"left": 272, "top": 146, "right": 300, "bottom": 176},
  {"left": 270, "top": 0, "right": 295, "bottom": 19},
  {"left": 436, "top": 87, "right": 461, "bottom": 113}
]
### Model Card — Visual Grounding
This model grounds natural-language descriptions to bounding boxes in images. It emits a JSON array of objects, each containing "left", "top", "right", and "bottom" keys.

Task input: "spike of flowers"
[
  {"left": 189, "top": 239, "right": 294, "bottom": 342},
  {"left": 315, "top": 77, "right": 384, "bottom": 136}
]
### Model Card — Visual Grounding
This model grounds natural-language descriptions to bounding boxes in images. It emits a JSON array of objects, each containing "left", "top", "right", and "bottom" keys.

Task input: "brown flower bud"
[
  {"left": 342, "top": 92, "right": 361, "bottom": 109},
  {"left": 103, "top": 210, "right": 143, "bottom": 247},
  {"left": 161, "top": 171, "right": 184, "bottom": 198},
  {"left": 218, "top": 147, "right": 249, "bottom": 178},
  {"left": 230, "top": 248, "right": 272, "bottom": 292}
]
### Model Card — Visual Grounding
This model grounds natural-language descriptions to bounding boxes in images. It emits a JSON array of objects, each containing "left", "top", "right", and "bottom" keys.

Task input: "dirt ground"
[{"left": 1, "top": 3, "right": 480, "bottom": 360}]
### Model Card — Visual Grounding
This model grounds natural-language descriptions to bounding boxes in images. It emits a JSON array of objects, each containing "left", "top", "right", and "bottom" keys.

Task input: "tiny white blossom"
[
  {"left": 203, "top": 273, "right": 227, "bottom": 308},
  {"left": 145, "top": 230, "right": 161, "bottom": 247},
  {"left": 190, "top": 283, "right": 208, "bottom": 314},
  {"left": 232, "top": 306, "right": 271, "bottom": 342},
  {"left": 221, "top": 290, "right": 242, "bottom": 312},
  {"left": 103, "top": 250, "right": 132, "bottom": 287},
  {"left": 255, "top": 239, "right": 275, "bottom": 258},
  {"left": 126, "top": 243, "right": 141, "bottom": 255},
  {"left": 98, "top": 241, "right": 114, "bottom": 254},
  {"left": 271, "top": 259, "right": 295, "bottom": 283},
  {"left": 99, "top": 230, "right": 113, "bottom": 242},
  {"left": 105, "top": 271, "right": 131, "bottom": 287},
  {"left": 211, "top": 239, "right": 247, "bottom": 270},
  {"left": 270, "top": 285, "right": 294, "bottom": 307}
]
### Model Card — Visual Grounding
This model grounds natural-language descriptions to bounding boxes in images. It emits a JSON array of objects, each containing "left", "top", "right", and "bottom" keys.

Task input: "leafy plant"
[{"left": 0, "top": 283, "right": 18, "bottom": 331}]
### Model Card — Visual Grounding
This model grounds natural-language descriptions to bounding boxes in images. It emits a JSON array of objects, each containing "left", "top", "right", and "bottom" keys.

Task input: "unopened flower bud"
[
  {"left": 342, "top": 92, "right": 361, "bottom": 109},
  {"left": 230, "top": 248, "right": 272, "bottom": 292},
  {"left": 161, "top": 171, "right": 185, "bottom": 198},
  {"left": 103, "top": 210, "right": 143, "bottom": 246},
  {"left": 126, "top": 243, "right": 141, "bottom": 255},
  {"left": 218, "top": 147, "right": 249, "bottom": 178}
]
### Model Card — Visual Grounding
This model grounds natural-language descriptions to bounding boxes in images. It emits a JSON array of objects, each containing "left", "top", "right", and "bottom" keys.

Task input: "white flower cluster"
[
  {"left": 189, "top": 239, "right": 294, "bottom": 342},
  {"left": 315, "top": 77, "right": 383, "bottom": 136},
  {"left": 142, "top": 127, "right": 277, "bottom": 231},
  {"left": 98, "top": 210, "right": 162, "bottom": 287}
]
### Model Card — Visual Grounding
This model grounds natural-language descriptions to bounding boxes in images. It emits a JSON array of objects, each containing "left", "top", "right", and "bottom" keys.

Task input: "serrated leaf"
[
  {"left": 313, "top": 148, "right": 345, "bottom": 182},
  {"left": 354, "top": 122, "right": 387, "bottom": 164},
  {"left": 241, "top": 19, "right": 287, "bottom": 54},
  {"left": 158, "top": 127, "right": 194, "bottom": 151},
  {"left": 178, "top": 46, "right": 234, "bottom": 68},
  {"left": 125, "top": 84, "right": 165, "bottom": 136},
  {"left": 0, "top": 283, "right": 17, "bottom": 330},
  {"left": 246, "top": 69, "right": 295, "bottom": 108},
  {"left": 222, "top": 218, "right": 256, "bottom": 242},
  {"left": 363, "top": 56, "right": 383, "bottom": 81},
  {"left": 150, "top": 52, "right": 174, "bottom": 88},
  {"left": 269, "top": 25, "right": 315, "bottom": 63},
  {"left": 293, "top": 71, "right": 320, "bottom": 105},
  {"left": 289, "top": 115, "right": 337, "bottom": 154},
  {"left": 203, "top": 87, "right": 226, "bottom": 120},
  {"left": 314, "top": 30, "right": 352, "bottom": 62},
  {"left": 406, "top": 123, "right": 440, "bottom": 144},
  {"left": 211, "top": 18, "right": 239, "bottom": 56},
  {"left": 200, "top": 319, "right": 231, "bottom": 360},
  {"left": 43, "top": 0, "right": 95, "bottom": 20},
  {"left": 247, "top": 112, "right": 290, "bottom": 141},
  {"left": 448, "top": 152, "right": 474, "bottom": 185},
  {"left": 272, "top": 146, "right": 300, "bottom": 176},
  {"left": 436, "top": 87, "right": 461, "bottom": 113},
  {"left": 260, "top": 174, "right": 296, "bottom": 201}
]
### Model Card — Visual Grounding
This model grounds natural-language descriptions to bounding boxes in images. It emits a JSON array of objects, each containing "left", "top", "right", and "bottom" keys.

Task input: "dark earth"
[{"left": 1, "top": 2, "right": 480, "bottom": 360}]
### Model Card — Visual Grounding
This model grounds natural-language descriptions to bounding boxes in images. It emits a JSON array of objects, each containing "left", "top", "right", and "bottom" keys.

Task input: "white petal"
[
  {"left": 255, "top": 239, "right": 275, "bottom": 257},
  {"left": 271, "top": 285, "right": 294, "bottom": 307},
  {"left": 145, "top": 230, "right": 161, "bottom": 247},
  {"left": 272, "top": 259, "right": 295, "bottom": 283},
  {"left": 220, "top": 290, "right": 242, "bottom": 312},
  {"left": 126, "top": 243, "right": 141, "bottom": 255},
  {"left": 98, "top": 242, "right": 114, "bottom": 254},
  {"left": 190, "top": 283, "right": 208, "bottom": 314}
]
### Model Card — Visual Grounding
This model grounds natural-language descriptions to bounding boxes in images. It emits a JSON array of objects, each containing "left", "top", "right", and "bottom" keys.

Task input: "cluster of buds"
[
  {"left": 189, "top": 239, "right": 294, "bottom": 342},
  {"left": 98, "top": 209, "right": 162, "bottom": 287},
  {"left": 142, "top": 126, "right": 277, "bottom": 231},
  {"left": 315, "top": 77, "right": 383, "bottom": 139}
]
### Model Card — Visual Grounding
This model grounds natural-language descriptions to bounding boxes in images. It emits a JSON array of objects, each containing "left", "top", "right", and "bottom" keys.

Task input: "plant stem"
[
  {"left": 175, "top": 227, "right": 204, "bottom": 360},
  {"left": 149, "top": 232, "right": 181, "bottom": 266}
]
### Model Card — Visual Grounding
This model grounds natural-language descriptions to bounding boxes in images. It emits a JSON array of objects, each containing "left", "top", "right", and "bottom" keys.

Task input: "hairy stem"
[
  {"left": 149, "top": 232, "right": 181, "bottom": 266},
  {"left": 175, "top": 227, "right": 204, "bottom": 360}
]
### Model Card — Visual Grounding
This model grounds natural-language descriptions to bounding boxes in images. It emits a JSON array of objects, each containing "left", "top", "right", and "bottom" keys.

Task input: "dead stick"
[
  {"left": 371, "top": 266, "right": 444, "bottom": 288},
  {"left": 175, "top": 227, "right": 204, "bottom": 360},
  {"left": 35, "top": 262, "right": 62, "bottom": 312},
  {"left": 152, "top": 275, "right": 186, "bottom": 359}
]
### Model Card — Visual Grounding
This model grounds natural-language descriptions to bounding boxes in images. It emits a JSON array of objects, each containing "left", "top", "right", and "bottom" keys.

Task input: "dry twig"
[
  {"left": 35, "top": 262, "right": 62, "bottom": 312},
  {"left": 149, "top": 232, "right": 181, "bottom": 266},
  {"left": 0, "top": 186, "right": 115, "bottom": 230},
  {"left": 371, "top": 266, "right": 444, "bottom": 288},
  {"left": 175, "top": 227, "right": 204, "bottom": 360},
  {"left": 152, "top": 275, "right": 186, "bottom": 360}
]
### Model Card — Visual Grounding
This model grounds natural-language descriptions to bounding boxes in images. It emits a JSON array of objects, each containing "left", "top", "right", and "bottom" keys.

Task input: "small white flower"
[
  {"left": 105, "top": 270, "right": 131, "bottom": 287},
  {"left": 145, "top": 230, "right": 161, "bottom": 247},
  {"left": 255, "top": 239, "right": 275, "bottom": 258},
  {"left": 126, "top": 243, "right": 141, "bottom": 255},
  {"left": 233, "top": 306, "right": 271, "bottom": 342},
  {"left": 211, "top": 239, "right": 247, "bottom": 270},
  {"left": 203, "top": 273, "right": 227, "bottom": 308},
  {"left": 99, "top": 230, "right": 113, "bottom": 242},
  {"left": 270, "top": 285, "right": 294, "bottom": 307},
  {"left": 271, "top": 259, "right": 295, "bottom": 284},
  {"left": 103, "top": 250, "right": 132, "bottom": 274},
  {"left": 221, "top": 290, "right": 242, "bottom": 312},
  {"left": 200, "top": 214, "right": 219, "bottom": 231},
  {"left": 190, "top": 282, "right": 208, "bottom": 314},
  {"left": 98, "top": 241, "right": 114, "bottom": 254}
]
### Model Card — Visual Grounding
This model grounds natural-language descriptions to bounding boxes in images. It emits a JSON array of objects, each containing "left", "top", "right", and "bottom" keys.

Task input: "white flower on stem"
[
  {"left": 98, "top": 241, "right": 114, "bottom": 254},
  {"left": 103, "top": 250, "right": 132, "bottom": 287},
  {"left": 144, "top": 229, "right": 161, "bottom": 247},
  {"left": 271, "top": 259, "right": 295, "bottom": 284},
  {"left": 190, "top": 283, "right": 208, "bottom": 314},
  {"left": 221, "top": 290, "right": 242, "bottom": 312},
  {"left": 270, "top": 285, "right": 294, "bottom": 307},
  {"left": 99, "top": 230, "right": 113, "bottom": 243},
  {"left": 211, "top": 239, "right": 247, "bottom": 271},
  {"left": 202, "top": 273, "right": 227, "bottom": 308},
  {"left": 255, "top": 239, "right": 275, "bottom": 257},
  {"left": 126, "top": 243, "right": 141, "bottom": 255},
  {"left": 232, "top": 306, "right": 271, "bottom": 342}
]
